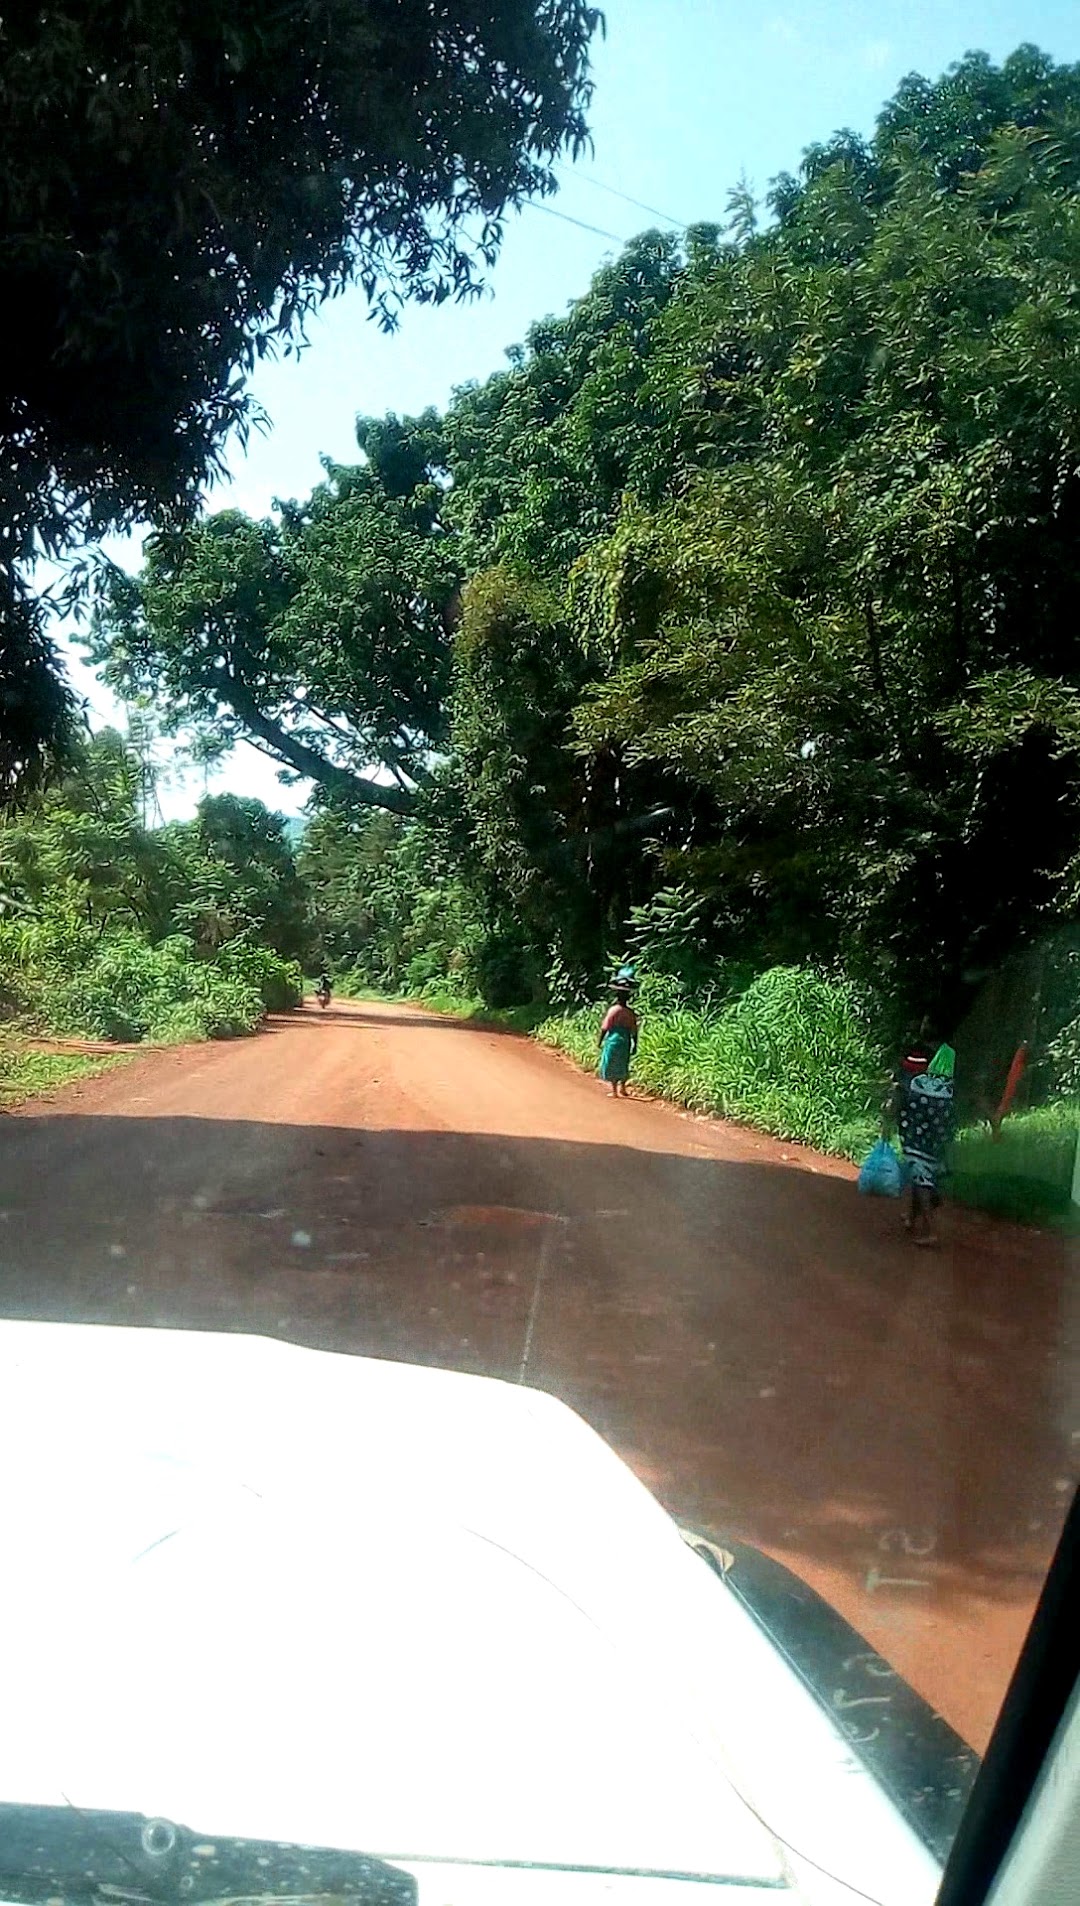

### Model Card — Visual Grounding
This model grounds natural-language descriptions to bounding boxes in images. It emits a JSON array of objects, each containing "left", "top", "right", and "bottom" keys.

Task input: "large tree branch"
[
  {"left": 290, "top": 697, "right": 433, "bottom": 790},
  {"left": 224, "top": 683, "right": 414, "bottom": 815},
  {"left": 299, "top": 700, "right": 377, "bottom": 750},
  {"left": 388, "top": 725, "right": 434, "bottom": 786}
]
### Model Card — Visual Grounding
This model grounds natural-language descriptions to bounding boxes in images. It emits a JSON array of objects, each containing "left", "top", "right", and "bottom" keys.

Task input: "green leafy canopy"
[
  {"left": 90, "top": 46, "right": 1080, "bottom": 1041},
  {"left": 0, "top": 1, "right": 601, "bottom": 799}
]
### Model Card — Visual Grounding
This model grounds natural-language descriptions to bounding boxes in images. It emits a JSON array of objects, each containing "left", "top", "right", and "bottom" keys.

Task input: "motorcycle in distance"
[{"left": 315, "top": 974, "right": 332, "bottom": 1010}]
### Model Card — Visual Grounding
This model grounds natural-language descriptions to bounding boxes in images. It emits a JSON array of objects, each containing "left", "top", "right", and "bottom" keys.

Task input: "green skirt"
[{"left": 599, "top": 1029, "right": 632, "bottom": 1082}]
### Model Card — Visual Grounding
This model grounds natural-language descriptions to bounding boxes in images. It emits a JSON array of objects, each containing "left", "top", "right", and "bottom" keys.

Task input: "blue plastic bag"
[{"left": 858, "top": 1138, "right": 903, "bottom": 1198}]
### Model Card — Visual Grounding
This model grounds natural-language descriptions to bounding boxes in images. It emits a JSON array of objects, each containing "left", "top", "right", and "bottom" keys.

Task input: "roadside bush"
[
  {"left": 632, "top": 971, "right": 687, "bottom": 1015},
  {"left": 333, "top": 969, "right": 387, "bottom": 1001},
  {"left": 406, "top": 947, "right": 462, "bottom": 996},
  {"left": 16, "top": 930, "right": 264, "bottom": 1044},
  {"left": 0, "top": 910, "right": 96, "bottom": 1027},
  {"left": 419, "top": 981, "right": 486, "bottom": 1014},
  {"left": 544, "top": 950, "right": 598, "bottom": 1013},
  {"left": 40, "top": 935, "right": 168, "bottom": 1042},
  {"left": 0, "top": 907, "right": 294, "bottom": 1044},
  {"left": 624, "top": 885, "right": 714, "bottom": 996},
  {"left": 216, "top": 941, "right": 302, "bottom": 1011},
  {"left": 539, "top": 964, "right": 885, "bottom": 1158},
  {"left": 690, "top": 967, "right": 884, "bottom": 1147},
  {"left": 170, "top": 961, "right": 264, "bottom": 1039},
  {"left": 536, "top": 1002, "right": 596, "bottom": 1059},
  {"left": 537, "top": 960, "right": 1080, "bottom": 1223}
]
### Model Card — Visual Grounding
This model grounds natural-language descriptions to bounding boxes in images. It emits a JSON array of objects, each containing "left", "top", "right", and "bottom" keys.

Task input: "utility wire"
[
  {"left": 521, "top": 198, "right": 627, "bottom": 243},
  {"left": 553, "top": 158, "right": 686, "bottom": 228}
]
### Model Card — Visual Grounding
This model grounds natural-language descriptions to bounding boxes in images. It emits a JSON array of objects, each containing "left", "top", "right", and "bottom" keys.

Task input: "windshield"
[{"left": 1, "top": 4, "right": 1078, "bottom": 1904}]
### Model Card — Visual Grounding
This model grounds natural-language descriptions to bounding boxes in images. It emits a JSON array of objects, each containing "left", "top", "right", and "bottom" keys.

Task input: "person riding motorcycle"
[{"left": 316, "top": 971, "right": 332, "bottom": 1008}]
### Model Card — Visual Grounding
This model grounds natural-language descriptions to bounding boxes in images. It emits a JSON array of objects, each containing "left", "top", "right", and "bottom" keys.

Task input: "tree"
[
  {"left": 88, "top": 230, "right": 715, "bottom": 816},
  {"left": 438, "top": 47, "right": 1080, "bottom": 1019},
  {"left": 0, "top": 590, "right": 76, "bottom": 805},
  {"left": 299, "top": 807, "right": 399, "bottom": 969},
  {"left": 444, "top": 228, "right": 721, "bottom": 575},
  {"left": 569, "top": 50, "right": 1080, "bottom": 1021},
  {"left": 84, "top": 46, "right": 1080, "bottom": 1031},
  {"left": 0, "top": 728, "right": 178, "bottom": 939},
  {"left": 449, "top": 565, "right": 594, "bottom": 988},
  {"left": 174, "top": 795, "right": 310, "bottom": 959},
  {"left": 89, "top": 448, "right": 460, "bottom": 810},
  {"left": 0, "top": 737, "right": 310, "bottom": 973},
  {"left": 299, "top": 801, "right": 483, "bottom": 992},
  {"left": 0, "top": 0, "right": 600, "bottom": 798}
]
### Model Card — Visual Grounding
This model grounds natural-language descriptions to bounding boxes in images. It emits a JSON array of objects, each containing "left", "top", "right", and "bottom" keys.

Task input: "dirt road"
[{"left": 1, "top": 998, "right": 1075, "bottom": 1749}]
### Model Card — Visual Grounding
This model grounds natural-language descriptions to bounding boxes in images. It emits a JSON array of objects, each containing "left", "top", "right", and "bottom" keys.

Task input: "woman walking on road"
[{"left": 598, "top": 981, "right": 639, "bottom": 1098}]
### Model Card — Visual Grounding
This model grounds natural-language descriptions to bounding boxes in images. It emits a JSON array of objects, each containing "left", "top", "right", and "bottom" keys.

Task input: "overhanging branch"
[{"left": 224, "top": 684, "right": 414, "bottom": 815}]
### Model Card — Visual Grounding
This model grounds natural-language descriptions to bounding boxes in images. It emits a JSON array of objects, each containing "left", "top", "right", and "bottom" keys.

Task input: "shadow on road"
[{"left": 0, "top": 1110, "right": 1073, "bottom": 1644}]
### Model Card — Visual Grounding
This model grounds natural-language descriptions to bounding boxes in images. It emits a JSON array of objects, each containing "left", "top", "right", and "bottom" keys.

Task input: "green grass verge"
[
  {"left": 538, "top": 968, "right": 884, "bottom": 1160},
  {"left": 337, "top": 970, "right": 1080, "bottom": 1230},
  {"left": 948, "top": 1100, "right": 1080, "bottom": 1227},
  {"left": 0, "top": 1036, "right": 129, "bottom": 1109},
  {"left": 414, "top": 985, "right": 547, "bottom": 1034},
  {"left": 313, "top": 978, "right": 545, "bottom": 1032}
]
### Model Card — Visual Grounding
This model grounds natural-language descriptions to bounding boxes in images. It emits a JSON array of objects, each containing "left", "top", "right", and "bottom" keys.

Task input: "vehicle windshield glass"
[{"left": 1, "top": 4, "right": 1078, "bottom": 1904}]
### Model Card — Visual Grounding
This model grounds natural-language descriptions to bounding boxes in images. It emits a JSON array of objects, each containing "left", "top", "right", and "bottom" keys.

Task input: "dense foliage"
[
  {"left": 0, "top": 731, "right": 304, "bottom": 1042},
  {"left": 0, "top": 0, "right": 600, "bottom": 799},
  {"left": 72, "top": 49, "right": 1080, "bottom": 1168},
  {"left": 92, "top": 439, "right": 459, "bottom": 810}
]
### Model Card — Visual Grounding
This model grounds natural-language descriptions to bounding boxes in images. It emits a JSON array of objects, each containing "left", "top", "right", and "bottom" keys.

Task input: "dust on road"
[{"left": 1, "top": 997, "right": 1075, "bottom": 1750}]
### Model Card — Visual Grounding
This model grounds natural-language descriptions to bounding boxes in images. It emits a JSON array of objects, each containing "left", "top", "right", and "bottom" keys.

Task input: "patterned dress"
[{"left": 897, "top": 1071, "right": 956, "bottom": 1189}]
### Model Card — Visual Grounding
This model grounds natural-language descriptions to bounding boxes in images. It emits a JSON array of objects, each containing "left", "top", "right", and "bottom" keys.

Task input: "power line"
[
  {"left": 553, "top": 159, "right": 686, "bottom": 229},
  {"left": 521, "top": 198, "right": 627, "bottom": 243}
]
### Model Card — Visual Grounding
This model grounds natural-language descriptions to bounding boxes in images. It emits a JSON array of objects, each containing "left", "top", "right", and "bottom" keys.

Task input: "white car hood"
[{"left": 0, "top": 1323, "right": 940, "bottom": 1905}]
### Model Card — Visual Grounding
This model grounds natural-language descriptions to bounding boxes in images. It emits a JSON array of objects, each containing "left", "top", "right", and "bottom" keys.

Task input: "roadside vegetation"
[
  {"left": 416, "top": 974, "right": 1079, "bottom": 1226},
  {"left": 536, "top": 969, "right": 884, "bottom": 1160},
  {"left": 950, "top": 1103, "right": 1080, "bottom": 1226},
  {"left": 0, "top": 728, "right": 304, "bottom": 1050},
  {"left": 0, "top": 1030, "right": 128, "bottom": 1110},
  {"left": 5, "top": 41, "right": 1080, "bottom": 1215},
  {"left": 283, "top": 50, "right": 1080, "bottom": 1225}
]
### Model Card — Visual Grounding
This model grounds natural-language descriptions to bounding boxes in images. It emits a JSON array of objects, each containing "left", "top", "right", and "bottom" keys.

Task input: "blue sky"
[{"left": 64, "top": 0, "right": 1080, "bottom": 817}]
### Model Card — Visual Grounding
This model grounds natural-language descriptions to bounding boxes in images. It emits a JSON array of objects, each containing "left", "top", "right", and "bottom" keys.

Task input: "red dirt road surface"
[{"left": 2, "top": 998, "right": 1076, "bottom": 1751}]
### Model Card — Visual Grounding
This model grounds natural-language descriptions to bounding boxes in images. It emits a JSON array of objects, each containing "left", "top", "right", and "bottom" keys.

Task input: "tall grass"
[
  {"left": 539, "top": 966, "right": 885, "bottom": 1158},
  {"left": 950, "top": 1100, "right": 1079, "bottom": 1225},
  {"left": 541, "top": 965, "right": 1080, "bottom": 1225}
]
